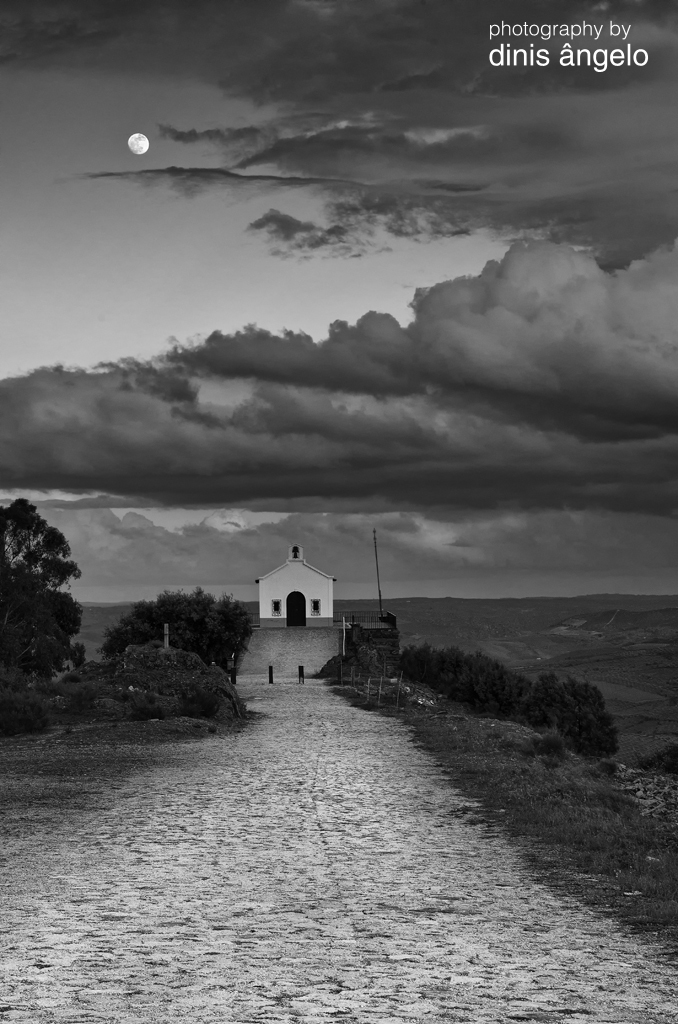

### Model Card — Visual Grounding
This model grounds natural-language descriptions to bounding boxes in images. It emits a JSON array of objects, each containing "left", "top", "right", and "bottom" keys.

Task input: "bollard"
[
  {"left": 298, "top": 665, "right": 304, "bottom": 685},
  {"left": 269, "top": 665, "right": 273, "bottom": 685}
]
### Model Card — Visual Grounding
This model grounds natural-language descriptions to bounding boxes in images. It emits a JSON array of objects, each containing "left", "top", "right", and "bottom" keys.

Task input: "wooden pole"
[
  {"left": 378, "top": 677, "right": 382, "bottom": 705},
  {"left": 367, "top": 677, "right": 371, "bottom": 701},
  {"left": 163, "top": 623, "right": 169, "bottom": 649}
]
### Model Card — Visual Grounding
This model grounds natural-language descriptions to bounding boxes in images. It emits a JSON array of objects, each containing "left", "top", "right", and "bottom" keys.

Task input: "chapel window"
[
  {"left": 311, "top": 599, "right": 321, "bottom": 616},
  {"left": 272, "top": 600, "right": 282, "bottom": 616}
]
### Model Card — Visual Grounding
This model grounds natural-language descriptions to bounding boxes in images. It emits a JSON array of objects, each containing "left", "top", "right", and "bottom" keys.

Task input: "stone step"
[{"left": 238, "top": 627, "right": 341, "bottom": 676}]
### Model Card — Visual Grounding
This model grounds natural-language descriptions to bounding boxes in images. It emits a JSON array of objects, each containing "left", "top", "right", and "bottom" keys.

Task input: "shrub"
[
  {"left": 533, "top": 730, "right": 568, "bottom": 760},
  {"left": 399, "top": 643, "right": 617, "bottom": 758},
  {"left": 399, "top": 643, "right": 531, "bottom": 717},
  {"left": 520, "top": 672, "right": 618, "bottom": 757},
  {"left": 129, "top": 691, "right": 165, "bottom": 721},
  {"left": 0, "top": 686, "right": 50, "bottom": 735},
  {"left": 51, "top": 679, "right": 99, "bottom": 713},
  {"left": 638, "top": 742, "right": 678, "bottom": 776},
  {"left": 180, "top": 687, "right": 220, "bottom": 719}
]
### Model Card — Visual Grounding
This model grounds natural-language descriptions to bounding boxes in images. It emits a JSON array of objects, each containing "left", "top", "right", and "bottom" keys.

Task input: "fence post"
[
  {"left": 163, "top": 623, "right": 169, "bottom": 649},
  {"left": 298, "top": 665, "right": 304, "bottom": 685},
  {"left": 396, "top": 675, "right": 400, "bottom": 709},
  {"left": 366, "top": 677, "right": 371, "bottom": 701},
  {"left": 378, "top": 677, "right": 382, "bottom": 705},
  {"left": 268, "top": 665, "right": 273, "bottom": 685}
]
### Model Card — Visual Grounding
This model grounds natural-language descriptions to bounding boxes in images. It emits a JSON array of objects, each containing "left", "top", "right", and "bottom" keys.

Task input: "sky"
[{"left": 3, "top": 0, "right": 678, "bottom": 601}]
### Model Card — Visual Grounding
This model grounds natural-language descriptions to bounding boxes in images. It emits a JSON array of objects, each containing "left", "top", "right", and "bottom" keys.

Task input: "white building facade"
[{"left": 256, "top": 545, "right": 335, "bottom": 627}]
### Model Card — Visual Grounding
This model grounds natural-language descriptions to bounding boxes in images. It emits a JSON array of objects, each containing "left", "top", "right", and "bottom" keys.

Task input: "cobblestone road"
[{"left": 1, "top": 677, "right": 677, "bottom": 1023}]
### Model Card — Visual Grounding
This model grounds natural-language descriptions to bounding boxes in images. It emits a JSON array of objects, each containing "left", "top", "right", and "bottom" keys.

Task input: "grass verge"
[{"left": 329, "top": 679, "right": 678, "bottom": 960}]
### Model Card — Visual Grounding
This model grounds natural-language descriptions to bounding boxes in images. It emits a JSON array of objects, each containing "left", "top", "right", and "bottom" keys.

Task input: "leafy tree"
[
  {"left": 99, "top": 587, "right": 252, "bottom": 668},
  {"left": 0, "top": 498, "right": 82, "bottom": 677},
  {"left": 520, "top": 671, "right": 618, "bottom": 756}
]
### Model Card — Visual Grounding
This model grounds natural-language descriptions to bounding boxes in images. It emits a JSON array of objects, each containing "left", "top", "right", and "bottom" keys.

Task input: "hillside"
[{"left": 76, "top": 594, "right": 678, "bottom": 764}]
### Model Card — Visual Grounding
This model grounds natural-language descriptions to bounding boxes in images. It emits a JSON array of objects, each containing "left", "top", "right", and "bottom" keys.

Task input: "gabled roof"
[{"left": 257, "top": 558, "right": 335, "bottom": 582}]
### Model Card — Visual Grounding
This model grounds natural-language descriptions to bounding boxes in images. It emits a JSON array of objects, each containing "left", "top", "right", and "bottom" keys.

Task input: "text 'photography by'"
[{"left": 4, "top": 2, "right": 678, "bottom": 1022}]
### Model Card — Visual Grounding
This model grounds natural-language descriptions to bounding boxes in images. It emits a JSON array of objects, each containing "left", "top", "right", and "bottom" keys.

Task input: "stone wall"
[
  {"left": 317, "top": 624, "right": 401, "bottom": 678},
  {"left": 238, "top": 627, "right": 342, "bottom": 676}
]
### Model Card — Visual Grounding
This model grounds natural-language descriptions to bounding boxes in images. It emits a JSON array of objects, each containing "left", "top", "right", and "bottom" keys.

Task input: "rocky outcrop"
[
  {"left": 120, "top": 644, "right": 246, "bottom": 719},
  {"left": 317, "top": 624, "right": 400, "bottom": 678}
]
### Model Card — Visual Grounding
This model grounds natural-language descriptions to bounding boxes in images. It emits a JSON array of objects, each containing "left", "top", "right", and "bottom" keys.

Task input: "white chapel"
[{"left": 255, "top": 545, "right": 336, "bottom": 627}]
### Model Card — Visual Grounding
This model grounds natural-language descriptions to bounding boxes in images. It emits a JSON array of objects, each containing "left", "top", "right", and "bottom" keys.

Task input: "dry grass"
[{"left": 330, "top": 681, "right": 678, "bottom": 959}]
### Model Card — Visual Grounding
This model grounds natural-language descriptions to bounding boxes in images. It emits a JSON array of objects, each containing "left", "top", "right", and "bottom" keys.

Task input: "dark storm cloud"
[
  {"left": 3, "top": 242, "right": 678, "bottom": 513},
  {"left": 8, "top": 0, "right": 677, "bottom": 261},
  {"left": 40, "top": 506, "right": 678, "bottom": 595}
]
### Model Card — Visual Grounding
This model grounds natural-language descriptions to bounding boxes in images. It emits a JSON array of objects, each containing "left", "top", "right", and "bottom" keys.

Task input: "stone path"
[{"left": 1, "top": 677, "right": 677, "bottom": 1023}]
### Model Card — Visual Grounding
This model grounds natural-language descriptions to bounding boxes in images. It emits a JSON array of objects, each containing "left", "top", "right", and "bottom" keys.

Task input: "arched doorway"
[{"left": 286, "top": 591, "right": 306, "bottom": 627}]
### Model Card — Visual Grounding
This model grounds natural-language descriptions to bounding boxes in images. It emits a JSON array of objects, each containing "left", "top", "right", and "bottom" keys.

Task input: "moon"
[{"left": 128, "top": 133, "right": 149, "bottom": 155}]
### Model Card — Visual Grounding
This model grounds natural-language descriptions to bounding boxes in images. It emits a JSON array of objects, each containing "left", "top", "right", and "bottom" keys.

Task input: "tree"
[
  {"left": 0, "top": 498, "right": 82, "bottom": 677},
  {"left": 520, "top": 671, "right": 618, "bottom": 756},
  {"left": 99, "top": 587, "right": 252, "bottom": 668}
]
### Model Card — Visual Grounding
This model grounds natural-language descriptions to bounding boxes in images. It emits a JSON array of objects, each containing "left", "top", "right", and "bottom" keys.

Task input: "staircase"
[{"left": 238, "top": 627, "right": 341, "bottom": 676}]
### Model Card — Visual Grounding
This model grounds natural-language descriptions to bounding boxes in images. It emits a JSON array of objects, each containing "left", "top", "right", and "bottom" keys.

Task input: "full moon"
[{"left": 128, "top": 133, "right": 149, "bottom": 155}]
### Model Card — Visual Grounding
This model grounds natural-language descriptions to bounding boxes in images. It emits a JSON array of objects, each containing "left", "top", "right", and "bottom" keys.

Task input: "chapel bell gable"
[{"left": 257, "top": 544, "right": 334, "bottom": 628}]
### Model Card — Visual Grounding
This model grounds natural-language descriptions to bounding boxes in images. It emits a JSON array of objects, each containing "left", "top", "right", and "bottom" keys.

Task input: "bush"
[
  {"left": 399, "top": 642, "right": 618, "bottom": 758},
  {"left": 180, "top": 686, "right": 220, "bottom": 719},
  {"left": 399, "top": 643, "right": 531, "bottom": 717},
  {"left": 0, "top": 686, "right": 50, "bottom": 735},
  {"left": 129, "top": 691, "right": 165, "bottom": 721},
  {"left": 99, "top": 587, "right": 251, "bottom": 669},
  {"left": 520, "top": 673, "right": 618, "bottom": 757},
  {"left": 638, "top": 742, "right": 678, "bottom": 776},
  {"left": 533, "top": 730, "right": 568, "bottom": 760}
]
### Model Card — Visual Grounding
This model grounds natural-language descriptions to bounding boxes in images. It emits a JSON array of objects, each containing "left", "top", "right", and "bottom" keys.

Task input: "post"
[
  {"left": 163, "top": 623, "right": 169, "bottom": 649},
  {"left": 378, "top": 677, "right": 382, "bottom": 705},
  {"left": 351, "top": 665, "right": 355, "bottom": 686},
  {"left": 396, "top": 675, "right": 400, "bottom": 709},
  {"left": 298, "top": 665, "right": 304, "bottom": 685},
  {"left": 342, "top": 616, "right": 346, "bottom": 657},
  {"left": 268, "top": 664, "right": 273, "bottom": 685},
  {"left": 373, "top": 527, "right": 383, "bottom": 619},
  {"left": 367, "top": 677, "right": 371, "bottom": 701},
  {"left": 339, "top": 660, "right": 343, "bottom": 685},
  {"left": 231, "top": 665, "right": 237, "bottom": 688}
]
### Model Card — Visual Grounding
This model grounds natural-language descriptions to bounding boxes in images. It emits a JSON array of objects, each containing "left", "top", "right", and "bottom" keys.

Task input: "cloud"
[
  {"left": 3, "top": 240, "right": 678, "bottom": 514},
  {"left": 9, "top": 1, "right": 678, "bottom": 262},
  {"left": 247, "top": 209, "right": 357, "bottom": 257},
  {"left": 37, "top": 505, "right": 678, "bottom": 601},
  {"left": 84, "top": 165, "right": 351, "bottom": 196}
]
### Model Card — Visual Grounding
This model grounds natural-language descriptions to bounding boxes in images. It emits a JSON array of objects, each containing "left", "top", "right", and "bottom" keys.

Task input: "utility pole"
[{"left": 373, "top": 527, "right": 383, "bottom": 619}]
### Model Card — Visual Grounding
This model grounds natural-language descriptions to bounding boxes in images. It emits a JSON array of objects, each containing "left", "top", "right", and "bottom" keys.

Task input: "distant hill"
[
  {"left": 76, "top": 593, "right": 678, "bottom": 662},
  {"left": 75, "top": 593, "right": 678, "bottom": 765}
]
